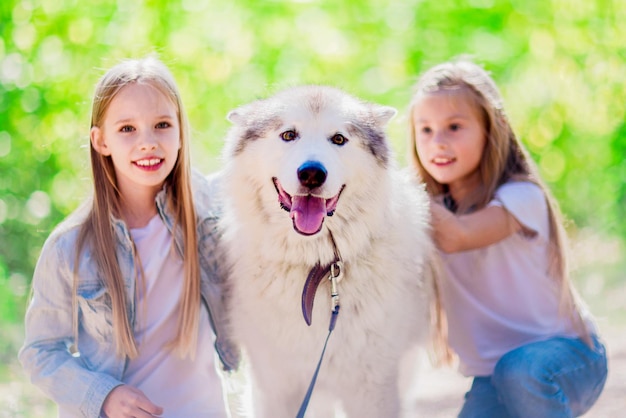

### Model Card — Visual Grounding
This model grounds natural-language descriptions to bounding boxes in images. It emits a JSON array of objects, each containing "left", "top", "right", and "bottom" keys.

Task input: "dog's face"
[{"left": 224, "top": 86, "right": 396, "bottom": 236}]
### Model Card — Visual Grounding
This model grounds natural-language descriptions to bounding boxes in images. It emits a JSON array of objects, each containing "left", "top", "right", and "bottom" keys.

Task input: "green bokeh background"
[{"left": 1, "top": 0, "right": 624, "bottom": 415}]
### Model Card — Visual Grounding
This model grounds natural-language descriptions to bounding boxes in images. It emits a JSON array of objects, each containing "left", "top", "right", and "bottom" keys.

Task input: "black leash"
[{"left": 296, "top": 303, "right": 340, "bottom": 418}]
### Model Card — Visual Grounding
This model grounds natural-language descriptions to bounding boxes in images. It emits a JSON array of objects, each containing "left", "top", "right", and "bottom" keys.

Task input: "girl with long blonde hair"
[
  {"left": 20, "top": 56, "right": 238, "bottom": 417},
  {"left": 408, "top": 59, "right": 607, "bottom": 417}
]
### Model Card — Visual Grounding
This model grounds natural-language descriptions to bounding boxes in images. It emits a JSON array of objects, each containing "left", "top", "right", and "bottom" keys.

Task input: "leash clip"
[
  {"left": 329, "top": 261, "right": 342, "bottom": 312},
  {"left": 327, "top": 261, "right": 342, "bottom": 332}
]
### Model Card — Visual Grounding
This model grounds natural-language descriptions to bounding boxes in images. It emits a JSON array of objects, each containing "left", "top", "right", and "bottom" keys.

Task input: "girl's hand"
[
  {"left": 102, "top": 385, "right": 164, "bottom": 417},
  {"left": 429, "top": 201, "right": 462, "bottom": 252}
]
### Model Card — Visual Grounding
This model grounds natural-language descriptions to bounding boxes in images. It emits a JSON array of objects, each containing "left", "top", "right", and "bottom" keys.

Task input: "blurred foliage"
[{"left": 1, "top": 0, "right": 625, "bottom": 326}]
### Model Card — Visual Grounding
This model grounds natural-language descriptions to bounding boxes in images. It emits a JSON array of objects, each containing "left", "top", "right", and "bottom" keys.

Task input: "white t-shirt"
[
  {"left": 126, "top": 215, "right": 228, "bottom": 417},
  {"left": 439, "top": 182, "right": 581, "bottom": 377}
]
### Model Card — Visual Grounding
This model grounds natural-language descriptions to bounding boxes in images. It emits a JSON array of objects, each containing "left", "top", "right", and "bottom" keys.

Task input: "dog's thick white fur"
[{"left": 215, "top": 86, "right": 435, "bottom": 418}]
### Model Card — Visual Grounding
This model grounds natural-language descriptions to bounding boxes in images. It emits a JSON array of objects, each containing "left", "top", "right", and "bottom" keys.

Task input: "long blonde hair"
[
  {"left": 73, "top": 56, "right": 200, "bottom": 359},
  {"left": 407, "top": 59, "right": 592, "bottom": 345}
]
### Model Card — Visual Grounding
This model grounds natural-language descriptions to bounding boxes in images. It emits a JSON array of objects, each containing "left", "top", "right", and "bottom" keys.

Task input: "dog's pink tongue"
[{"left": 291, "top": 195, "right": 326, "bottom": 235}]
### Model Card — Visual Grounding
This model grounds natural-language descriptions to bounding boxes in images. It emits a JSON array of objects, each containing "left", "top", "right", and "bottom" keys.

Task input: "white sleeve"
[{"left": 492, "top": 182, "right": 550, "bottom": 240}]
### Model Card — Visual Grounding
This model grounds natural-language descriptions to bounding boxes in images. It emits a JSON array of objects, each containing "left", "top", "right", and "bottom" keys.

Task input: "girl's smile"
[
  {"left": 431, "top": 155, "right": 456, "bottom": 165},
  {"left": 134, "top": 157, "right": 165, "bottom": 170}
]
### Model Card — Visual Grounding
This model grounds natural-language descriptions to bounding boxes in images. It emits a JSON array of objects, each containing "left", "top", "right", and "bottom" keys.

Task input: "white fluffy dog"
[{"left": 214, "top": 85, "right": 435, "bottom": 418}]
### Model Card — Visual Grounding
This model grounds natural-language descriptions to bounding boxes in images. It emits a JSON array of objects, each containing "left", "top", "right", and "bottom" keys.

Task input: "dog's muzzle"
[{"left": 273, "top": 162, "right": 343, "bottom": 236}]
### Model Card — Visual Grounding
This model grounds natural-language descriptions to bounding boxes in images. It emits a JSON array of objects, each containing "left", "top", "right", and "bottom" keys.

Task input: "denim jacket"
[{"left": 18, "top": 171, "right": 240, "bottom": 417}]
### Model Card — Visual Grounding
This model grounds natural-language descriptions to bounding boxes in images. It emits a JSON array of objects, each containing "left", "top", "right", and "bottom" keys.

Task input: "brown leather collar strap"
[
  {"left": 302, "top": 262, "right": 332, "bottom": 326},
  {"left": 301, "top": 229, "right": 343, "bottom": 326}
]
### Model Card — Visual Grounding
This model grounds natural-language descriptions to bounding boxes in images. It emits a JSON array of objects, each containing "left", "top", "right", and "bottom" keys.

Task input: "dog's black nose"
[{"left": 297, "top": 161, "right": 327, "bottom": 189}]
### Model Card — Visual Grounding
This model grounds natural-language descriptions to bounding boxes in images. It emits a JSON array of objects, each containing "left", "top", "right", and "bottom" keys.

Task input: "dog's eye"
[
  {"left": 330, "top": 133, "right": 347, "bottom": 146},
  {"left": 280, "top": 130, "right": 298, "bottom": 141}
]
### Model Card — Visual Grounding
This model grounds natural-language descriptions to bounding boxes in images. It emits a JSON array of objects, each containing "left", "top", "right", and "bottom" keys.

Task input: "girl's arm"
[{"left": 430, "top": 201, "right": 523, "bottom": 253}]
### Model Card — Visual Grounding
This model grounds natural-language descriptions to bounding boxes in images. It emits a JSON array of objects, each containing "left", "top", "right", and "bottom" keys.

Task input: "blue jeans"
[{"left": 458, "top": 336, "right": 607, "bottom": 418}]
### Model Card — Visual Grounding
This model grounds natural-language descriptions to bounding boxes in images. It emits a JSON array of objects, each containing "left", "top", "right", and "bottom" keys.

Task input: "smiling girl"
[
  {"left": 19, "top": 56, "right": 238, "bottom": 417},
  {"left": 408, "top": 59, "right": 607, "bottom": 417}
]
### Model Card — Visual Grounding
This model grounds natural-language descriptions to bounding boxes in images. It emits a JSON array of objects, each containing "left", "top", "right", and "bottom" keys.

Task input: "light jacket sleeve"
[
  {"left": 195, "top": 170, "right": 241, "bottom": 371},
  {"left": 18, "top": 230, "right": 122, "bottom": 417}
]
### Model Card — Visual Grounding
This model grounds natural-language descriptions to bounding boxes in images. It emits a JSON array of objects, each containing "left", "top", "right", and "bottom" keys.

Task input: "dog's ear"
[
  {"left": 226, "top": 108, "right": 245, "bottom": 125},
  {"left": 373, "top": 105, "right": 397, "bottom": 126},
  {"left": 228, "top": 101, "right": 261, "bottom": 125}
]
